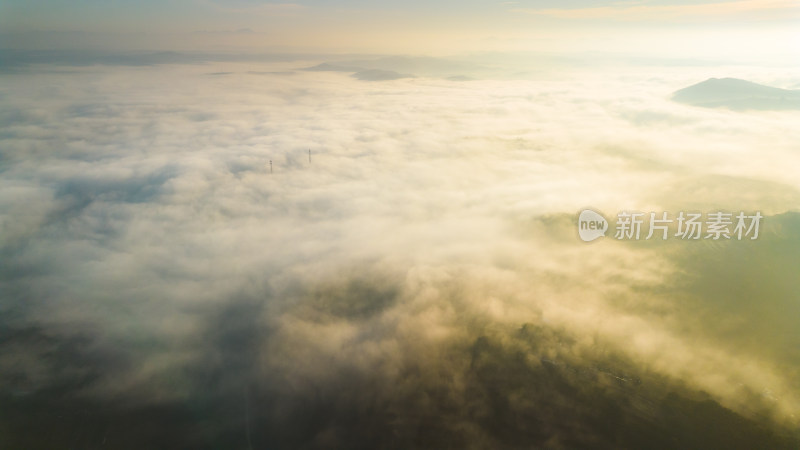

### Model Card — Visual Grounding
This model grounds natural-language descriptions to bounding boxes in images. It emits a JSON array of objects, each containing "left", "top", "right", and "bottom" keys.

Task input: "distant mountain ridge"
[
  {"left": 301, "top": 56, "right": 487, "bottom": 81},
  {"left": 673, "top": 78, "right": 800, "bottom": 110},
  {"left": 302, "top": 62, "right": 367, "bottom": 73},
  {"left": 350, "top": 69, "right": 414, "bottom": 81}
]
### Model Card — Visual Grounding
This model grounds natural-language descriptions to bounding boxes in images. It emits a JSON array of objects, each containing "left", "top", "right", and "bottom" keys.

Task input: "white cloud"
[{"left": 1, "top": 57, "right": 799, "bottom": 445}]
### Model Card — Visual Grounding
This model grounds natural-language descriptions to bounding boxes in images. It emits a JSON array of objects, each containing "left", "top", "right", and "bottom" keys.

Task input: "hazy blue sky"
[{"left": 2, "top": 0, "right": 798, "bottom": 57}]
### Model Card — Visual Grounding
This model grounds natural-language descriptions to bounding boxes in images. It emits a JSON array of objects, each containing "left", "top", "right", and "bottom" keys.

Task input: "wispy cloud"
[
  {"left": 513, "top": 0, "right": 800, "bottom": 21},
  {"left": 205, "top": 0, "right": 307, "bottom": 14}
]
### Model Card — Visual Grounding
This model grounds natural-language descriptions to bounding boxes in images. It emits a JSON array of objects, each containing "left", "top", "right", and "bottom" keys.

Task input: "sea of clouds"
[{"left": 1, "top": 55, "right": 799, "bottom": 448}]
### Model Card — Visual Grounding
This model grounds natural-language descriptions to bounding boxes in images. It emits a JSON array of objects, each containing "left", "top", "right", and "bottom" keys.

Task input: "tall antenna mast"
[
  {"left": 270, "top": 160, "right": 272, "bottom": 174},
  {"left": 308, "top": 149, "right": 311, "bottom": 164}
]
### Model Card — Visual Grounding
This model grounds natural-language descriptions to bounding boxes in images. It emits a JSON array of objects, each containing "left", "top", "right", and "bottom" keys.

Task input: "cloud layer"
[{"left": 1, "top": 56, "right": 800, "bottom": 447}]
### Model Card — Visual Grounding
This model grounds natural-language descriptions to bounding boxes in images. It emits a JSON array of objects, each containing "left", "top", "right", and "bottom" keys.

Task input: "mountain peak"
[{"left": 673, "top": 78, "right": 800, "bottom": 110}]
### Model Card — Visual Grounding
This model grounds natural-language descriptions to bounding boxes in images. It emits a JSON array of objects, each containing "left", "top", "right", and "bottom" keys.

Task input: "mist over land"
[{"left": 1, "top": 51, "right": 799, "bottom": 448}]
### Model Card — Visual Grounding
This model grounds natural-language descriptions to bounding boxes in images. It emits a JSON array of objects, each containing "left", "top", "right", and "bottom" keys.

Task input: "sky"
[
  {"left": 1, "top": 0, "right": 799, "bottom": 57},
  {"left": 2, "top": 0, "right": 800, "bottom": 448}
]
